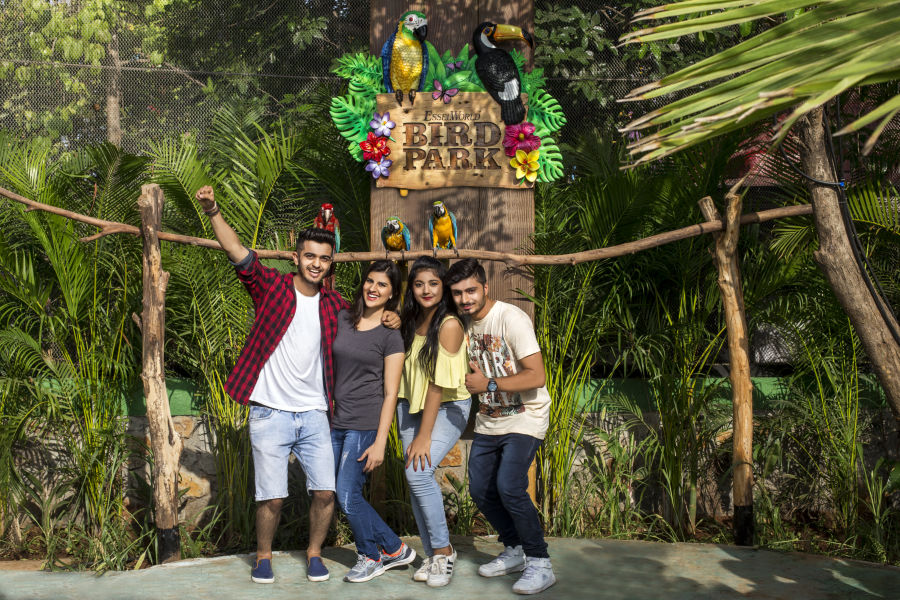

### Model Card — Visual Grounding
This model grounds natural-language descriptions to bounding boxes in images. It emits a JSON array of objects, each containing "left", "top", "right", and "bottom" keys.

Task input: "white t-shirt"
[
  {"left": 468, "top": 301, "right": 551, "bottom": 439},
  {"left": 250, "top": 289, "right": 326, "bottom": 412}
]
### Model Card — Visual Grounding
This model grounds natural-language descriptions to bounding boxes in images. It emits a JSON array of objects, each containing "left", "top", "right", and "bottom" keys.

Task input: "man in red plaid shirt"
[{"left": 195, "top": 186, "right": 397, "bottom": 585}]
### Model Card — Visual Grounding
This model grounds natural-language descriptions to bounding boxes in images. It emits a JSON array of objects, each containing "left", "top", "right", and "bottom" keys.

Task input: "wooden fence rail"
[{"left": 0, "top": 185, "right": 813, "bottom": 265}]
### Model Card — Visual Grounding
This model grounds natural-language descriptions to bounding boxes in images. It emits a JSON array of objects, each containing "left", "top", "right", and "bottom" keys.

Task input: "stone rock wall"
[
  {"left": 126, "top": 416, "right": 217, "bottom": 523},
  {"left": 124, "top": 416, "right": 473, "bottom": 524}
]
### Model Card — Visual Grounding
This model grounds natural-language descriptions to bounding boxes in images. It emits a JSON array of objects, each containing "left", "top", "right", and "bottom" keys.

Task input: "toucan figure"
[
  {"left": 381, "top": 11, "right": 429, "bottom": 106},
  {"left": 472, "top": 21, "right": 534, "bottom": 126}
]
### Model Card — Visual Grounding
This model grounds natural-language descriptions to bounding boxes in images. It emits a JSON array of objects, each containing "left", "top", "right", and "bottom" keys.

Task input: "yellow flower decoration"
[{"left": 510, "top": 149, "right": 540, "bottom": 182}]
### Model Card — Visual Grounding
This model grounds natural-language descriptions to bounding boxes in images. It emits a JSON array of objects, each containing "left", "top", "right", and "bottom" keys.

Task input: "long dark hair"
[
  {"left": 348, "top": 260, "right": 401, "bottom": 328},
  {"left": 400, "top": 257, "right": 461, "bottom": 381}
]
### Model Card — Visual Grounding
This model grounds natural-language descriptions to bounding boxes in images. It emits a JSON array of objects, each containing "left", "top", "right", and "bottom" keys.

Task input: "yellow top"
[{"left": 399, "top": 316, "right": 470, "bottom": 414}]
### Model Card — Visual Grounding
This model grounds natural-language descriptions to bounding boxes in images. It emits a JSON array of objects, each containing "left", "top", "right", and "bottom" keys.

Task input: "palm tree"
[{"left": 619, "top": 1, "right": 900, "bottom": 421}]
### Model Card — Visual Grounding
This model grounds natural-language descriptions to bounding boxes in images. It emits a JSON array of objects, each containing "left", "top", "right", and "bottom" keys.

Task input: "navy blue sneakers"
[
  {"left": 250, "top": 557, "right": 274, "bottom": 584},
  {"left": 307, "top": 555, "right": 330, "bottom": 581}
]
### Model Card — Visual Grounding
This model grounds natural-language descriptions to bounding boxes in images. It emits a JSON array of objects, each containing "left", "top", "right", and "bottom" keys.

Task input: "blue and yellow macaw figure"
[
  {"left": 381, "top": 216, "right": 411, "bottom": 256},
  {"left": 381, "top": 10, "right": 429, "bottom": 105},
  {"left": 429, "top": 200, "right": 458, "bottom": 256}
]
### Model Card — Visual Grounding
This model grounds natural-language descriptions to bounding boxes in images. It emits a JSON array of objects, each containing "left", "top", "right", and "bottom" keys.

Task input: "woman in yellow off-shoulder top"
[{"left": 397, "top": 257, "right": 471, "bottom": 588}]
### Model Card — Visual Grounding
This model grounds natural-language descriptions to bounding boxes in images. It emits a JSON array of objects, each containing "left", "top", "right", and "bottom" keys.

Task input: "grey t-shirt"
[{"left": 332, "top": 310, "right": 405, "bottom": 430}]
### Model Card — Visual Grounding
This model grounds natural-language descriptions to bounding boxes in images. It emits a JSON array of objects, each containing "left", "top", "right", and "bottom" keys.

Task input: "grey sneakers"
[
  {"left": 512, "top": 556, "right": 556, "bottom": 595},
  {"left": 344, "top": 554, "right": 385, "bottom": 583},
  {"left": 380, "top": 542, "right": 416, "bottom": 571},
  {"left": 477, "top": 544, "right": 526, "bottom": 577}
]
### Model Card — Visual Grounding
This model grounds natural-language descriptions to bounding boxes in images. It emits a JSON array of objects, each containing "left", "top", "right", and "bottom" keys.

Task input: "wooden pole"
[
  {"left": 699, "top": 194, "right": 754, "bottom": 546},
  {"left": 138, "top": 184, "right": 183, "bottom": 563}
]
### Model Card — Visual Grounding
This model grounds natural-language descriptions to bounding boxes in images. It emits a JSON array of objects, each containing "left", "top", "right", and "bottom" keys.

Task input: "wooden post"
[
  {"left": 699, "top": 194, "right": 754, "bottom": 546},
  {"left": 138, "top": 184, "right": 183, "bottom": 563},
  {"left": 371, "top": 0, "right": 537, "bottom": 503}
]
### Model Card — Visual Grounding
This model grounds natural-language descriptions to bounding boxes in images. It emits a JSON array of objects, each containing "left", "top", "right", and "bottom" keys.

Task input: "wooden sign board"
[{"left": 375, "top": 92, "right": 528, "bottom": 190}]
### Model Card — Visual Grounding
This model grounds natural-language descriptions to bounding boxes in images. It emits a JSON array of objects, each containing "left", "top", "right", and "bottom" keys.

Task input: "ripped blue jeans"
[{"left": 331, "top": 428, "right": 402, "bottom": 560}]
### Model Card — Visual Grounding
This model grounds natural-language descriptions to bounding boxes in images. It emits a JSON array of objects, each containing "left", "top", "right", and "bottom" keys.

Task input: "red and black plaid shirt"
[{"left": 224, "top": 250, "right": 347, "bottom": 415}]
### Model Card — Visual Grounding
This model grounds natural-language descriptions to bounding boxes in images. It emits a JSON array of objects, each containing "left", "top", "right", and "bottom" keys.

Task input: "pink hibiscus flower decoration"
[{"left": 502, "top": 122, "right": 541, "bottom": 158}]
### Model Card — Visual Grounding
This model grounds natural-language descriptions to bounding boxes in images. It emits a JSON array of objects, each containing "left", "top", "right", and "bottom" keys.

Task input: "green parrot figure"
[
  {"left": 381, "top": 10, "right": 429, "bottom": 105},
  {"left": 381, "top": 216, "right": 411, "bottom": 256},
  {"left": 429, "top": 200, "right": 458, "bottom": 256}
]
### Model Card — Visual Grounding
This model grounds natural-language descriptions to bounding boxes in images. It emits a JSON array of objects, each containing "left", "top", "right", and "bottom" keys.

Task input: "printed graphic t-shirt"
[
  {"left": 249, "top": 289, "right": 326, "bottom": 412},
  {"left": 468, "top": 301, "right": 551, "bottom": 439}
]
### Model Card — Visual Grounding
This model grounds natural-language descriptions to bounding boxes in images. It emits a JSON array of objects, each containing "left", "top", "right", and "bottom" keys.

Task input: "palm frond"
[{"left": 621, "top": 1, "right": 900, "bottom": 165}]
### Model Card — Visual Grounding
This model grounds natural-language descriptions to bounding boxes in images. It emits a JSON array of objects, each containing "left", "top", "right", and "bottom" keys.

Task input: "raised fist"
[{"left": 195, "top": 186, "right": 216, "bottom": 212}]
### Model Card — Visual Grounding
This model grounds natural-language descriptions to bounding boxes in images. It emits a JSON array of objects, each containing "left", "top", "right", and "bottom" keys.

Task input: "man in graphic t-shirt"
[
  {"left": 194, "top": 186, "right": 397, "bottom": 586},
  {"left": 446, "top": 259, "right": 556, "bottom": 596}
]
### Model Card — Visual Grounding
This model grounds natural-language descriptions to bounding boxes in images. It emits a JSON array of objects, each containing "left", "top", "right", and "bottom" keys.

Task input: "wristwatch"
[{"left": 486, "top": 378, "right": 498, "bottom": 393}]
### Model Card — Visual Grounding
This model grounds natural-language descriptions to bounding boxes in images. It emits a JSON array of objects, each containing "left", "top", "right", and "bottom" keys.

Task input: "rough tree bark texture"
[
  {"left": 799, "top": 107, "right": 900, "bottom": 423},
  {"left": 700, "top": 195, "right": 754, "bottom": 545},
  {"left": 138, "top": 184, "right": 183, "bottom": 563},
  {"left": 105, "top": 29, "right": 123, "bottom": 147}
]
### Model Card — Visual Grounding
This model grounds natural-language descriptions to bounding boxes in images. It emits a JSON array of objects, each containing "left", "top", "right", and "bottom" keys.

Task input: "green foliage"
[
  {"left": 0, "top": 0, "right": 173, "bottom": 142},
  {"left": 620, "top": 1, "right": 900, "bottom": 164}
]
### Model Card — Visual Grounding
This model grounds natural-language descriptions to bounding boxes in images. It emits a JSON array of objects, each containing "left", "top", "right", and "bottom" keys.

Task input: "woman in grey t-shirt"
[{"left": 331, "top": 260, "right": 415, "bottom": 582}]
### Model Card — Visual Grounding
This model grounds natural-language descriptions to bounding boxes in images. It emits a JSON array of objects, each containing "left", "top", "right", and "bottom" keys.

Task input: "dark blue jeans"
[
  {"left": 468, "top": 432, "right": 549, "bottom": 558},
  {"left": 331, "top": 428, "right": 402, "bottom": 560}
]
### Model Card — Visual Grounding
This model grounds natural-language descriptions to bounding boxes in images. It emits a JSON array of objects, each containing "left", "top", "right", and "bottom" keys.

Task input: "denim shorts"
[{"left": 249, "top": 404, "right": 335, "bottom": 501}]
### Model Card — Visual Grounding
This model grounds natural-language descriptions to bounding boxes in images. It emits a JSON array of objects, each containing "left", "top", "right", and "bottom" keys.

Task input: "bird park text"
[{"left": 376, "top": 91, "right": 527, "bottom": 190}]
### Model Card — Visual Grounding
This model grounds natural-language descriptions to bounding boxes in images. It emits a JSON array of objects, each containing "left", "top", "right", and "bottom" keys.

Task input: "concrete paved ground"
[{"left": 1, "top": 536, "right": 898, "bottom": 600}]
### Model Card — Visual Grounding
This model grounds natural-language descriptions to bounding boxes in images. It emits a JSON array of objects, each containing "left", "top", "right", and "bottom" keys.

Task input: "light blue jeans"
[
  {"left": 248, "top": 405, "right": 335, "bottom": 501},
  {"left": 397, "top": 398, "right": 471, "bottom": 556}
]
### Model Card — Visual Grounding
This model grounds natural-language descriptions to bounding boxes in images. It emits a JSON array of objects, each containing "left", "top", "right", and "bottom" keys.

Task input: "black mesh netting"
[{"left": 0, "top": 1, "right": 733, "bottom": 151}]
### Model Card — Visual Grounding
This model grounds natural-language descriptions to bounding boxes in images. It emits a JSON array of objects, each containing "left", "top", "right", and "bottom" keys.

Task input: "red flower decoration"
[
  {"left": 360, "top": 132, "right": 391, "bottom": 162},
  {"left": 502, "top": 122, "right": 541, "bottom": 158}
]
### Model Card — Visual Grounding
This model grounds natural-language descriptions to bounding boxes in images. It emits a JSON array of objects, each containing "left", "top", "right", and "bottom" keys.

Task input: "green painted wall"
[
  {"left": 117, "top": 377, "right": 888, "bottom": 417},
  {"left": 577, "top": 377, "right": 888, "bottom": 412}
]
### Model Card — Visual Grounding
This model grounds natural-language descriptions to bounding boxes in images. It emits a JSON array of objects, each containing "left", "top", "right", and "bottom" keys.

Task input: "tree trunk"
[
  {"left": 699, "top": 195, "right": 754, "bottom": 545},
  {"left": 106, "top": 30, "right": 123, "bottom": 147},
  {"left": 138, "top": 184, "right": 183, "bottom": 563},
  {"left": 798, "top": 107, "right": 900, "bottom": 422}
]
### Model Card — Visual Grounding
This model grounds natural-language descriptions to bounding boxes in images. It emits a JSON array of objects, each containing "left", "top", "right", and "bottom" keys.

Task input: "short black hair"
[
  {"left": 296, "top": 227, "right": 336, "bottom": 255},
  {"left": 445, "top": 258, "right": 486, "bottom": 287}
]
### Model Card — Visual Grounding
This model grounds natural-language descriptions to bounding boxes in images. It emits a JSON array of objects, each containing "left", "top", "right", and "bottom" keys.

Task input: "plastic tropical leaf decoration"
[{"left": 329, "top": 38, "right": 566, "bottom": 183}]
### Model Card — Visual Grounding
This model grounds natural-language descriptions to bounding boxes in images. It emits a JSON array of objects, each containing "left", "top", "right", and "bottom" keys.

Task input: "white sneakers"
[
  {"left": 412, "top": 556, "right": 432, "bottom": 582},
  {"left": 477, "top": 544, "right": 526, "bottom": 577},
  {"left": 479, "top": 546, "right": 556, "bottom": 595},
  {"left": 414, "top": 546, "right": 556, "bottom": 594},
  {"left": 511, "top": 557, "right": 556, "bottom": 595},
  {"left": 426, "top": 549, "right": 456, "bottom": 587}
]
